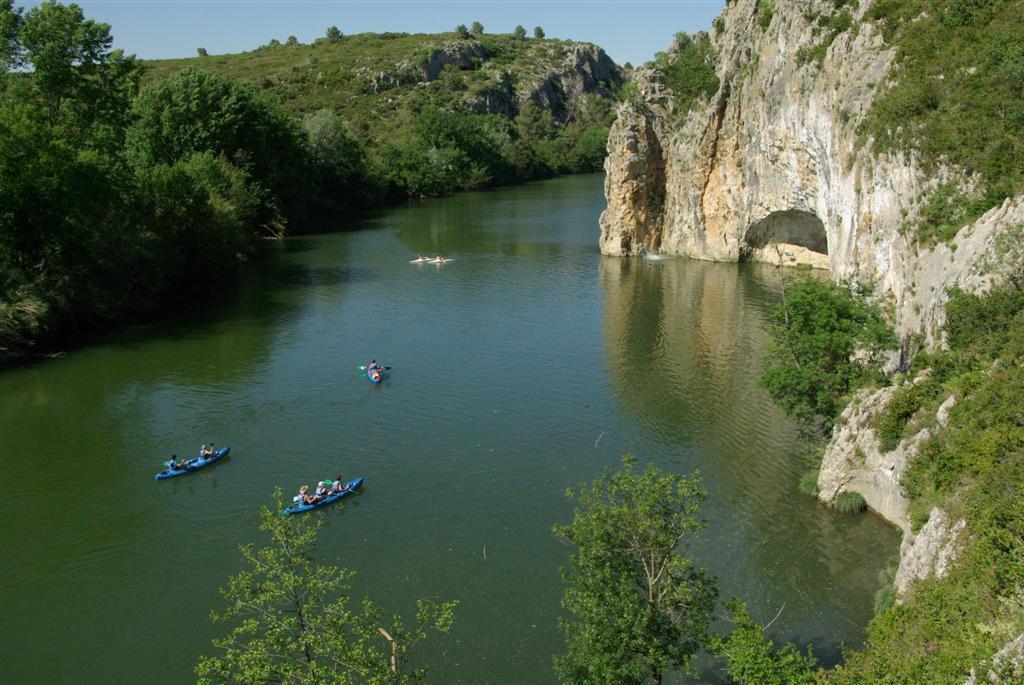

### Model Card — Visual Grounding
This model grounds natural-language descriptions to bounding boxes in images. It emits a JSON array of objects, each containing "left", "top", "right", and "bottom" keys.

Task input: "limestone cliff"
[{"left": 599, "top": 0, "right": 1024, "bottom": 341}]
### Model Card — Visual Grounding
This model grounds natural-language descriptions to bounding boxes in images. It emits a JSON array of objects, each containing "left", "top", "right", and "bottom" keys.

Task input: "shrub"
[
  {"left": 833, "top": 491, "right": 868, "bottom": 513},
  {"left": 758, "top": 1, "right": 775, "bottom": 29},
  {"left": 651, "top": 32, "right": 719, "bottom": 117},
  {"left": 875, "top": 379, "right": 943, "bottom": 452},
  {"left": 798, "top": 470, "right": 820, "bottom": 496}
]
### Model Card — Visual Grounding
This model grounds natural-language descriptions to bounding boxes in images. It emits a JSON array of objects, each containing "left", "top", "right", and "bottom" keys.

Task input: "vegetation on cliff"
[
  {"left": 860, "top": 0, "right": 1024, "bottom": 245},
  {"left": 834, "top": 282, "right": 1024, "bottom": 684}
]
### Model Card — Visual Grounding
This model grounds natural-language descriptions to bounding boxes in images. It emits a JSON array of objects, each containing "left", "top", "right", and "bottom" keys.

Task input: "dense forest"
[{"left": 0, "top": 1, "right": 621, "bottom": 363}]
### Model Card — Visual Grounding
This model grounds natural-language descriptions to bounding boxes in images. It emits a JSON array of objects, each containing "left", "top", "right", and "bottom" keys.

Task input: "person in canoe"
[
  {"left": 315, "top": 481, "right": 329, "bottom": 498},
  {"left": 167, "top": 454, "right": 187, "bottom": 470},
  {"left": 200, "top": 444, "right": 214, "bottom": 458},
  {"left": 367, "top": 360, "right": 381, "bottom": 373},
  {"left": 329, "top": 475, "right": 349, "bottom": 494},
  {"left": 295, "top": 485, "right": 319, "bottom": 505}
]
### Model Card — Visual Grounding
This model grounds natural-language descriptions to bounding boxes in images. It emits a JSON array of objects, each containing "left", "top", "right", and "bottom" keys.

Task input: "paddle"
[{"left": 357, "top": 365, "right": 391, "bottom": 371}]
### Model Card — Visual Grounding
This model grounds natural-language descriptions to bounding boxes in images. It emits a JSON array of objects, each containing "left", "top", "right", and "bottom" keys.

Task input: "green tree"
[
  {"left": 454, "top": 24, "right": 470, "bottom": 39},
  {"left": 287, "top": 35, "right": 298, "bottom": 46},
  {"left": 17, "top": 0, "right": 139, "bottom": 128},
  {"left": 512, "top": 25, "right": 526, "bottom": 40},
  {"left": 196, "top": 46, "right": 207, "bottom": 57},
  {"left": 0, "top": 0, "right": 22, "bottom": 71},
  {"left": 759, "top": 274, "right": 896, "bottom": 434},
  {"left": 471, "top": 21, "right": 484, "bottom": 36},
  {"left": 126, "top": 67, "right": 311, "bottom": 229},
  {"left": 325, "top": 25, "right": 341, "bottom": 43},
  {"left": 197, "top": 490, "right": 457, "bottom": 684},
  {"left": 553, "top": 456, "right": 717, "bottom": 684},
  {"left": 533, "top": 26, "right": 545, "bottom": 40},
  {"left": 710, "top": 599, "right": 819, "bottom": 684}
]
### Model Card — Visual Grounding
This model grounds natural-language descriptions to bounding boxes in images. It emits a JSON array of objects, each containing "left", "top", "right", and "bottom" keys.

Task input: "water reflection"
[{"left": 600, "top": 256, "right": 900, "bottom": 673}]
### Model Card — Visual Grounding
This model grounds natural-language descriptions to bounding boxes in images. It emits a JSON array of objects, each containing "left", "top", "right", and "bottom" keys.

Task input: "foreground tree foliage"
[
  {"left": 759, "top": 273, "right": 896, "bottom": 436},
  {"left": 553, "top": 457, "right": 717, "bottom": 684},
  {"left": 710, "top": 599, "right": 819, "bottom": 684},
  {"left": 197, "top": 490, "right": 457, "bottom": 684}
]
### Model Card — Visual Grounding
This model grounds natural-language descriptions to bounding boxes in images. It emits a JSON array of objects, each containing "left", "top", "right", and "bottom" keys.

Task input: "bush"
[
  {"left": 875, "top": 379, "right": 943, "bottom": 452},
  {"left": 833, "top": 491, "right": 868, "bottom": 513},
  {"left": 798, "top": 470, "right": 820, "bottom": 496},
  {"left": 651, "top": 32, "right": 719, "bottom": 117}
]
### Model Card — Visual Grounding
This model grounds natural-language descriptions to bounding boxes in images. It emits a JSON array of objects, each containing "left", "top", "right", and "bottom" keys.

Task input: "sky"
[{"left": 24, "top": 0, "right": 727, "bottom": 68}]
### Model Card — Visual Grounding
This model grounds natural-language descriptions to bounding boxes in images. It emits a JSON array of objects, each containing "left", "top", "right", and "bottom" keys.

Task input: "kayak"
[
  {"left": 409, "top": 256, "right": 431, "bottom": 263},
  {"left": 155, "top": 446, "right": 230, "bottom": 480},
  {"left": 283, "top": 477, "right": 364, "bottom": 516},
  {"left": 429, "top": 256, "right": 454, "bottom": 264},
  {"left": 367, "top": 368, "right": 383, "bottom": 384}
]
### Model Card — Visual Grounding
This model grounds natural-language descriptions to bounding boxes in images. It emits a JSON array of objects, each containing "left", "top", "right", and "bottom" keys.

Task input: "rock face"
[
  {"left": 599, "top": 0, "right": 1024, "bottom": 341},
  {"left": 894, "top": 507, "right": 965, "bottom": 596},
  {"left": 817, "top": 384, "right": 917, "bottom": 532},
  {"left": 369, "top": 40, "right": 622, "bottom": 124},
  {"left": 817, "top": 375, "right": 966, "bottom": 599}
]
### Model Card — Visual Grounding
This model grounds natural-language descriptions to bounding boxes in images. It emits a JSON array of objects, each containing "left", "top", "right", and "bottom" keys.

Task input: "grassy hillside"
[{"left": 143, "top": 31, "right": 622, "bottom": 150}]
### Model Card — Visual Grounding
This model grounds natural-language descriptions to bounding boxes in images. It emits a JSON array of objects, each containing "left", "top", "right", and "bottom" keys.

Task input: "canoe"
[
  {"left": 283, "top": 477, "right": 364, "bottom": 516},
  {"left": 155, "top": 446, "right": 230, "bottom": 480},
  {"left": 367, "top": 368, "right": 383, "bottom": 384}
]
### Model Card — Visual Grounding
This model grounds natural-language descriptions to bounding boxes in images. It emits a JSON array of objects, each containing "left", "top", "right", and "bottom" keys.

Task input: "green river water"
[{"left": 0, "top": 174, "right": 899, "bottom": 683}]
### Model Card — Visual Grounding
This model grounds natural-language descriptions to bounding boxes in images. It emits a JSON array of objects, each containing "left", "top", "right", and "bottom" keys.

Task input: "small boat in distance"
[
  {"left": 429, "top": 256, "right": 454, "bottom": 264},
  {"left": 409, "top": 255, "right": 432, "bottom": 263}
]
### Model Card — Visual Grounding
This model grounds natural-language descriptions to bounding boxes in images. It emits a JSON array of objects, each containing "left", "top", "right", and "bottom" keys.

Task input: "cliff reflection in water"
[{"left": 600, "top": 256, "right": 900, "bottom": 669}]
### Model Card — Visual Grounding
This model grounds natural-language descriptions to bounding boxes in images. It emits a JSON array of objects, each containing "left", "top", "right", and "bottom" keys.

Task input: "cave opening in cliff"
[{"left": 741, "top": 210, "right": 829, "bottom": 267}]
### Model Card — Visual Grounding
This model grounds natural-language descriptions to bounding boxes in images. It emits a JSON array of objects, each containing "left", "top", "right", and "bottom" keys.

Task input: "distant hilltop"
[{"left": 144, "top": 30, "right": 624, "bottom": 146}]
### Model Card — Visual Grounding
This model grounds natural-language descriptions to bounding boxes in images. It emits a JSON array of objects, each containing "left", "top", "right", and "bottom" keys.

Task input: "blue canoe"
[
  {"left": 155, "top": 447, "right": 230, "bottom": 480},
  {"left": 367, "top": 368, "right": 383, "bottom": 384},
  {"left": 283, "top": 477, "right": 364, "bottom": 516}
]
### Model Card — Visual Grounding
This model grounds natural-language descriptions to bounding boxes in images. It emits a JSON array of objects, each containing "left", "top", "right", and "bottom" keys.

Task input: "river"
[{"left": 0, "top": 173, "right": 898, "bottom": 683}]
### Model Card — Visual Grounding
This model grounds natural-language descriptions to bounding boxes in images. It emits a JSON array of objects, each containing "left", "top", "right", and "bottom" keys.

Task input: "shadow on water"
[{"left": 600, "top": 256, "right": 900, "bottom": 679}]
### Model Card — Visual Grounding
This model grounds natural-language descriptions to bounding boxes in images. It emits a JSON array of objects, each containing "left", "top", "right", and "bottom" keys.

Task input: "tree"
[
  {"left": 759, "top": 273, "right": 896, "bottom": 435},
  {"left": 287, "top": 35, "right": 298, "bottom": 46},
  {"left": 553, "top": 456, "right": 718, "bottom": 684},
  {"left": 454, "top": 24, "right": 470, "bottom": 39},
  {"left": 325, "top": 25, "right": 341, "bottom": 43},
  {"left": 16, "top": 0, "right": 139, "bottom": 129},
  {"left": 513, "top": 25, "right": 526, "bottom": 40},
  {"left": 533, "top": 26, "right": 545, "bottom": 40},
  {"left": 471, "top": 21, "right": 484, "bottom": 36},
  {"left": 196, "top": 46, "right": 207, "bottom": 57},
  {"left": 197, "top": 490, "right": 457, "bottom": 684},
  {"left": 710, "top": 599, "right": 819, "bottom": 684},
  {"left": 1, "top": 0, "right": 22, "bottom": 70},
  {"left": 126, "top": 67, "right": 311, "bottom": 229}
]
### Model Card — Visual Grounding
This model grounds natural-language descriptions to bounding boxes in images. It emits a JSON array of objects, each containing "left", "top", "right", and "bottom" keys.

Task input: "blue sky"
[{"left": 26, "top": 1, "right": 726, "bottom": 67}]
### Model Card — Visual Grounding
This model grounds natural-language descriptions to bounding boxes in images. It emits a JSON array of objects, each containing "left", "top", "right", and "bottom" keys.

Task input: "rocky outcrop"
[
  {"left": 818, "top": 376, "right": 966, "bottom": 597},
  {"left": 523, "top": 43, "right": 621, "bottom": 120},
  {"left": 599, "top": 0, "right": 1024, "bottom": 342},
  {"left": 894, "top": 507, "right": 966, "bottom": 596},
  {"left": 817, "top": 384, "right": 917, "bottom": 532},
  {"left": 965, "top": 634, "right": 1024, "bottom": 685},
  {"left": 419, "top": 41, "right": 487, "bottom": 81}
]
